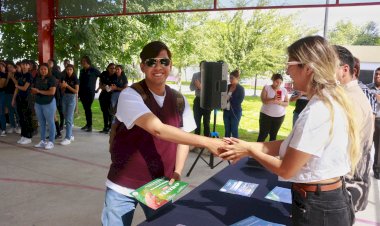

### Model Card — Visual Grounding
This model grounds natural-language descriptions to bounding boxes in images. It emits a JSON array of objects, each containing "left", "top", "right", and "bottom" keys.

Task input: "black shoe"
[
  {"left": 55, "top": 134, "right": 62, "bottom": 139},
  {"left": 100, "top": 127, "right": 109, "bottom": 133},
  {"left": 81, "top": 125, "right": 88, "bottom": 130},
  {"left": 85, "top": 126, "right": 92, "bottom": 132}
]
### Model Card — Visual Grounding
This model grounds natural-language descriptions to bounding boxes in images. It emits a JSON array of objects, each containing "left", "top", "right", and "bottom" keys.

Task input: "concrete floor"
[{"left": 0, "top": 128, "right": 379, "bottom": 226}]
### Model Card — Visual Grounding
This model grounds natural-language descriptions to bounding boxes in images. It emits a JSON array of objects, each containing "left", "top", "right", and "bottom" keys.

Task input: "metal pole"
[
  {"left": 253, "top": 74, "right": 258, "bottom": 97},
  {"left": 323, "top": 0, "right": 330, "bottom": 38}
]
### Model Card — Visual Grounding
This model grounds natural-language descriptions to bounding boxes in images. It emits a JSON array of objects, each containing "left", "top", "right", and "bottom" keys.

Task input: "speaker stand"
[{"left": 186, "top": 109, "right": 230, "bottom": 177}]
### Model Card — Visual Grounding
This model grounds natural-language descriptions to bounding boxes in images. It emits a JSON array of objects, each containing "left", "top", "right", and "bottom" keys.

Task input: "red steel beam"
[
  {"left": 52, "top": 1, "right": 380, "bottom": 20},
  {"left": 36, "top": 0, "right": 54, "bottom": 64}
]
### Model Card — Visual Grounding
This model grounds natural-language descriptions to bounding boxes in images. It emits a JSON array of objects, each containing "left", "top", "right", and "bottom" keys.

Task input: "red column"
[{"left": 36, "top": 0, "right": 54, "bottom": 64}]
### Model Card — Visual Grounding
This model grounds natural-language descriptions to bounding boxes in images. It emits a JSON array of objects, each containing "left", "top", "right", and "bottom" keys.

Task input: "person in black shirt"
[
  {"left": 12, "top": 59, "right": 34, "bottom": 144},
  {"left": 98, "top": 63, "right": 115, "bottom": 133},
  {"left": 4, "top": 63, "right": 20, "bottom": 134},
  {"left": 0, "top": 62, "right": 7, "bottom": 136},
  {"left": 110, "top": 64, "right": 128, "bottom": 116},
  {"left": 48, "top": 59, "right": 64, "bottom": 133},
  {"left": 289, "top": 90, "right": 309, "bottom": 126},
  {"left": 78, "top": 56, "right": 100, "bottom": 132},
  {"left": 60, "top": 64, "right": 79, "bottom": 145},
  {"left": 31, "top": 63, "right": 57, "bottom": 150}
]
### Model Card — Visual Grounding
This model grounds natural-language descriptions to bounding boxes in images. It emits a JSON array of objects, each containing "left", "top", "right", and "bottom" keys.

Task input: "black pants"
[
  {"left": 99, "top": 91, "right": 112, "bottom": 129},
  {"left": 56, "top": 97, "right": 64, "bottom": 129},
  {"left": 257, "top": 112, "right": 285, "bottom": 142},
  {"left": 291, "top": 180, "right": 354, "bottom": 226},
  {"left": 193, "top": 96, "right": 211, "bottom": 136},
  {"left": 373, "top": 118, "right": 380, "bottom": 175},
  {"left": 16, "top": 96, "right": 33, "bottom": 139},
  {"left": 79, "top": 91, "right": 95, "bottom": 127}
]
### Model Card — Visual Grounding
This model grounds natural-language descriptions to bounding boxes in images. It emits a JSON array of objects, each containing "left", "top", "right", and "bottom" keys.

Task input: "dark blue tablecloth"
[{"left": 139, "top": 158, "right": 292, "bottom": 226}]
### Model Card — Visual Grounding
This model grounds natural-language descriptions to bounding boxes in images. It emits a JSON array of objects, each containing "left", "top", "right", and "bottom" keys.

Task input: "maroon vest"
[{"left": 107, "top": 80, "right": 182, "bottom": 189}]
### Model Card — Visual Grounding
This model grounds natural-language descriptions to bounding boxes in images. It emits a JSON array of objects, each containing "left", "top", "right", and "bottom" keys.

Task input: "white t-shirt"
[
  {"left": 106, "top": 87, "right": 196, "bottom": 196},
  {"left": 278, "top": 93, "right": 351, "bottom": 183},
  {"left": 260, "top": 85, "right": 288, "bottom": 117}
]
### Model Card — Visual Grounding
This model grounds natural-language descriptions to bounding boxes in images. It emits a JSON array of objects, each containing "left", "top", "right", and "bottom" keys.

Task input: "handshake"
[{"left": 205, "top": 137, "right": 252, "bottom": 164}]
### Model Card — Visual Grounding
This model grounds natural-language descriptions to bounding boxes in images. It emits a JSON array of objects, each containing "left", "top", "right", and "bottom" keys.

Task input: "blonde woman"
[{"left": 220, "top": 36, "right": 359, "bottom": 226}]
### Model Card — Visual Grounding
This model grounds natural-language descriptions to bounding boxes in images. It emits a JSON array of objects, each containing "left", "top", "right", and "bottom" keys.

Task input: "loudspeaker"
[{"left": 200, "top": 61, "right": 228, "bottom": 110}]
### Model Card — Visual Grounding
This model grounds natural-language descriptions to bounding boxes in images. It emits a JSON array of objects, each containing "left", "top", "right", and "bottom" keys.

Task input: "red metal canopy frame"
[{"left": 1, "top": 0, "right": 380, "bottom": 63}]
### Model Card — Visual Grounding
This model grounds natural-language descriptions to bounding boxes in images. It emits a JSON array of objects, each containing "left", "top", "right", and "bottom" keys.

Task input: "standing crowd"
[{"left": 0, "top": 56, "right": 128, "bottom": 150}]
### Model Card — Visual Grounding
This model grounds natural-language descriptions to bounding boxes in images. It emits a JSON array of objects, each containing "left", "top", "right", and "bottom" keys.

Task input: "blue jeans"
[
  {"left": 62, "top": 94, "right": 76, "bottom": 139},
  {"left": 291, "top": 183, "right": 354, "bottom": 226},
  {"left": 5, "top": 93, "right": 19, "bottom": 128},
  {"left": 34, "top": 98, "right": 56, "bottom": 142},
  {"left": 223, "top": 109, "right": 242, "bottom": 138},
  {"left": 111, "top": 92, "right": 121, "bottom": 109},
  {"left": 0, "top": 91, "right": 6, "bottom": 130},
  {"left": 101, "top": 187, "right": 159, "bottom": 226}
]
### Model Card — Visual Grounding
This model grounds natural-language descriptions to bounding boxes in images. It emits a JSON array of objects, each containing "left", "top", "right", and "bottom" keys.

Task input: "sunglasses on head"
[{"left": 144, "top": 58, "right": 171, "bottom": 67}]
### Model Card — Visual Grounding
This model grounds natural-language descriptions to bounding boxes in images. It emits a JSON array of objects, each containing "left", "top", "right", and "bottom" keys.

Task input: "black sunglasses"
[{"left": 144, "top": 58, "right": 171, "bottom": 67}]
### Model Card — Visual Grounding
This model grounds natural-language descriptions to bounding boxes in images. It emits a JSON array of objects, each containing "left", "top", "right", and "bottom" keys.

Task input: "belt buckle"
[{"left": 294, "top": 185, "right": 307, "bottom": 198}]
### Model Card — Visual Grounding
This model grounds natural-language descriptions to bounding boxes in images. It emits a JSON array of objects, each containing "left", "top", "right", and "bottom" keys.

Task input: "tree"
[
  {"left": 200, "top": 10, "right": 302, "bottom": 79},
  {"left": 328, "top": 20, "right": 380, "bottom": 46}
]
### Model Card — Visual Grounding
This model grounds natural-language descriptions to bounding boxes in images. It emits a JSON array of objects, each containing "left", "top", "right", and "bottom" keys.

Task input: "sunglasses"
[{"left": 144, "top": 58, "right": 171, "bottom": 67}]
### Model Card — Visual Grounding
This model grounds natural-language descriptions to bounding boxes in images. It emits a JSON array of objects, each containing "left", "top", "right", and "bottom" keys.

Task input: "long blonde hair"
[{"left": 287, "top": 36, "right": 360, "bottom": 174}]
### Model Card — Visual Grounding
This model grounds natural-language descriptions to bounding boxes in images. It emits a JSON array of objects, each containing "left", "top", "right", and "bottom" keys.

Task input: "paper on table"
[
  {"left": 265, "top": 186, "right": 292, "bottom": 204},
  {"left": 219, "top": 179, "right": 259, "bottom": 197}
]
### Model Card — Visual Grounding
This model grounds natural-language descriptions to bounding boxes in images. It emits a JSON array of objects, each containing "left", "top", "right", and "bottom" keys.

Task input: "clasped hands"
[{"left": 207, "top": 137, "right": 252, "bottom": 164}]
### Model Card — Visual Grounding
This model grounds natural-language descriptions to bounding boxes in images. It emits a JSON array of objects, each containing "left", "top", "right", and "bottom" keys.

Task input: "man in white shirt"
[{"left": 335, "top": 45, "right": 374, "bottom": 211}]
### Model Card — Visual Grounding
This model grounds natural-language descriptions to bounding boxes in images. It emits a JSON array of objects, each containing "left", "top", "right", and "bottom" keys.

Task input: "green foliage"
[
  {"left": 0, "top": 22, "right": 37, "bottom": 61},
  {"left": 328, "top": 20, "right": 380, "bottom": 46},
  {"left": 200, "top": 10, "right": 302, "bottom": 78}
]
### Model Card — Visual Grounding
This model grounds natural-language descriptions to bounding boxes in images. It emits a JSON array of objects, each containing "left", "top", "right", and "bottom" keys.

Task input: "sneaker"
[
  {"left": 55, "top": 134, "right": 62, "bottom": 139},
  {"left": 7, "top": 127, "right": 15, "bottom": 133},
  {"left": 34, "top": 140, "right": 46, "bottom": 148},
  {"left": 19, "top": 138, "right": 32, "bottom": 145},
  {"left": 17, "top": 137, "right": 25, "bottom": 144},
  {"left": 0, "top": 130, "right": 6, "bottom": 137},
  {"left": 60, "top": 139, "right": 71, "bottom": 146},
  {"left": 70, "top": 136, "right": 75, "bottom": 142},
  {"left": 81, "top": 125, "right": 88, "bottom": 130},
  {"left": 45, "top": 141, "right": 54, "bottom": 150},
  {"left": 85, "top": 126, "right": 92, "bottom": 132},
  {"left": 15, "top": 127, "right": 21, "bottom": 134}
]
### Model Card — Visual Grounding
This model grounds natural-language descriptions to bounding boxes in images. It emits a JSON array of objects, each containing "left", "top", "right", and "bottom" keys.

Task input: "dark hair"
[
  {"left": 107, "top": 63, "right": 116, "bottom": 70},
  {"left": 116, "top": 64, "right": 124, "bottom": 70},
  {"left": 353, "top": 57, "right": 360, "bottom": 78},
  {"left": 64, "top": 59, "right": 70, "bottom": 63},
  {"left": 271, "top": 73, "right": 283, "bottom": 81},
  {"left": 21, "top": 59, "right": 30, "bottom": 65},
  {"left": 38, "top": 63, "right": 52, "bottom": 76},
  {"left": 65, "top": 64, "right": 75, "bottom": 75},
  {"left": 230, "top": 69, "right": 240, "bottom": 78},
  {"left": 81, "top": 55, "right": 92, "bottom": 65},
  {"left": 376, "top": 67, "right": 380, "bottom": 72},
  {"left": 140, "top": 41, "right": 172, "bottom": 62},
  {"left": 6, "top": 62, "right": 16, "bottom": 69},
  {"left": 334, "top": 45, "right": 354, "bottom": 76},
  {"left": 48, "top": 59, "right": 56, "bottom": 65}
]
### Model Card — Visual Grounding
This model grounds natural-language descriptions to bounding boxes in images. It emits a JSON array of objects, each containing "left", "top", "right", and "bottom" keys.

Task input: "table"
[{"left": 139, "top": 158, "right": 292, "bottom": 226}]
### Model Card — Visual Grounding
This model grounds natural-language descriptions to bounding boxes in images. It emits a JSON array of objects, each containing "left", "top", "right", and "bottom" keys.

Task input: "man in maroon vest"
[{"left": 101, "top": 41, "right": 225, "bottom": 226}]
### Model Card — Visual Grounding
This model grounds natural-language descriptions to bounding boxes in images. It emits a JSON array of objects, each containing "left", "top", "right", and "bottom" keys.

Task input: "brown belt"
[{"left": 292, "top": 179, "right": 342, "bottom": 198}]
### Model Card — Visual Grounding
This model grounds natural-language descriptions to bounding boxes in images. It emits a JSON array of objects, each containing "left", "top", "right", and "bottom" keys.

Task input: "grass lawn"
[{"left": 74, "top": 94, "right": 295, "bottom": 142}]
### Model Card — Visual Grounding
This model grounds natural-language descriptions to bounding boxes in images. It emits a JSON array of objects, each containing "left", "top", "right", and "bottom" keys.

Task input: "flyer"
[
  {"left": 265, "top": 186, "right": 292, "bottom": 204},
  {"left": 130, "top": 178, "right": 188, "bottom": 210},
  {"left": 230, "top": 216, "right": 285, "bottom": 226},
  {"left": 219, "top": 179, "right": 259, "bottom": 197}
]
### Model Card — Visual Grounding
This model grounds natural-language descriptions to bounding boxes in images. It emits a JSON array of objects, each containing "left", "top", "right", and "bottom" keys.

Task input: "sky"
[{"left": 281, "top": 5, "right": 380, "bottom": 35}]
